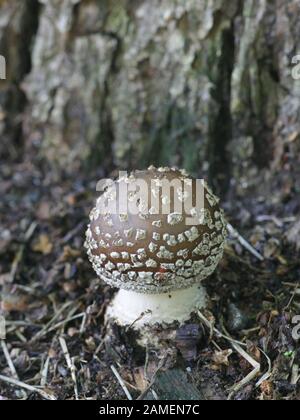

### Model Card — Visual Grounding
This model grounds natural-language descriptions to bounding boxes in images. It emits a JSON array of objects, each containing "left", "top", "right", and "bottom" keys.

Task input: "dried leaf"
[
  {"left": 61, "top": 246, "right": 81, "bottom": 261},
  {"left": 212, "top": 349, "right": 233, "bottom": 367},
  {"left": 260, "top": 380, "right": 274, "bottom": 398},
  {"left": 32, "top": 234, "right": 53, "bottom": 255},
  {"left": 1, "top": 292, "right": 28, "bottom": 312}
]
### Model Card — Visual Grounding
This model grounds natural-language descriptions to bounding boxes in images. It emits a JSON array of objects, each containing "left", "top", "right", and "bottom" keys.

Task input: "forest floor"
[{"left": 0, "top": 153, "right": 299, "bottom": 401}]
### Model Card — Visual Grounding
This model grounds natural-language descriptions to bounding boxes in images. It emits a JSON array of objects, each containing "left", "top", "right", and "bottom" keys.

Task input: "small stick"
[
  {"left": 137, "top": 350, "right": 172, "bottom": 400},
  {"left": 9, "top": 246, "right": 24, "bottom": 283},
  {"left": 79, "top": 313, "right": 87, "bottom": 334},
  {"left": 229, "top": 341, "right": 260, "bottom": 395},
  {"left": 110, "top": 365, "right": 133, "bottom": 400},
  {"left": 151, "top": 390, "right": 159, "bottom": 400},
  {"left": 241, "top": 326, "right": 261, "bottom": 335},
  {"left": 1, "top": 340, "right": 19, "bottom": 380},
  {"left": 291, "top": 364, "right": 299, "bottom": 386},
  {"left": 198, "top": 311, "right": 246, "bottom": 347},
  {"left": 40, "top": 356, "right": 50, "bottom": 387},
  {"left": 284, "top": 282, "right": 300, "bottom": 311},
  {"left": 198, "top": 311, "right": 266, "bottom": 397},
  {"left": 222, "top": 322, "right": 272, "bottom": 392},
  {"left": 24, "top": 221, "right": 38, "bottom": 241},
  {"left": 94, "top": 338, "right": 105, "bottom": 356},
  {"left": 227, "top": 223, "right": 264, "bottom": 261},
  {"left": 47, "top": 312, "right": 85, "bottom": 334},
  {"left": 256, "top": 215, "right": 283, "bottom": 228},
  {"left": 5, "top": 320, "right": 39, "bottom": 327},
  {"left": 8, "top": 222, "right": 37, "bottom": 284},
  {"left": 31, "top": 301, "right": 74, "bottom": 341},
  {"left": 143, "top": 347, "right": 150, "bottom": 382},
  {"left": 126, "top": 310, "right": 152, "bottom": 332},
  {"left": 15, "top": 330, "right": 27, "bottom": 343},
  {"left": 0, "top": 374, "right": 56, "bottom": 400},
  {"left": 59, "top": 337, "right": 79, "bottom": 400},
  {"left": 282, "top": 282, "right": 300, "bottom": 289}
]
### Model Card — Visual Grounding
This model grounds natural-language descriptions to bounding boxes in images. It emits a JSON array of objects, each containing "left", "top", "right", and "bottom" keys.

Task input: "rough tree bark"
[
  {"left": 0, "top": 0, "right": 299, "bottom": 202},
  {"left": 0, "top": 0, "right": 39, "bottom": 160}
]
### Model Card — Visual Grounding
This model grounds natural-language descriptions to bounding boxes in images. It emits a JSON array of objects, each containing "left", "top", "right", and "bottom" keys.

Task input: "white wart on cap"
[{"left": 85, "top": 167, "right": 227, "bottom": 328}]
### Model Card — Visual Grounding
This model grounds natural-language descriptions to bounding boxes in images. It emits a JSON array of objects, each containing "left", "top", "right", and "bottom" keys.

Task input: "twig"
[
  {"left": 256, "top": 215, "right": 283, "bottom": 228},
  {"left": 110, "top": 365, "right": 133, "bottom": 400},
  {"left": 256, "top": 348, "right": 272, "bottom": 387},
  {"left": 126, "top": 310, "right": 152, "bottom": 332},
  {"left": 47, "top": 312, "right": 85, "bottom": 334},
  {"left": 137, "top": 375, "right": 157, "bottom": 401},
  {"left": 31, "top": 301, "right": 74, "bottom": 341},
  {"left": 241, "top": 326, "right": 261, "bottom": 335},
  {"left": 143, "top": 347, "right": 150, "bottom": 382},
  {"left": 284, "top": 282, "right": 300, "bottom": 311},
  {"left": 222, "top": 321, "right": 272, "bottom": 393},
  {"left": 9, "top": 222, "right": 38, "bottom": 283},
  {"left": 79, "top": 313, "right": 87, "bottom": 334},
  {"left": 5, "top": 320, "right": 40, "bottom": 327},
  {"left": 1, "top": 340, "right": 19, "bottom": 380},
  {"left": 197, "top": 311, "right": 246, "bottom": 347},
  {"left": 9, "top": 245, "right": 24, "bottom": 283},
  {"left": 228, "top": 341, "right": 260, "bottom": 396},
  {"left": 40, "top": 356, "right": 50, "bottom": 387},
  {"left": 137, "top": 351, "right": 172, "bottom": 400},
  {"left": 94, "top": 338, "right": 105, "bottom": 356},
  {"left": 227, "top": 223, "right": 264, "bottom": 261},
  {"left": 291, "top": 364, "right": 299, "bottom": 385},
  {"left": 15, "top": 330, "right": 27, "bottom": 343},
  {"left": 24, "top": 221, "right": 38, "bottom": 241},
  {"left": 0, "top": 374, "right": 56, "bottom": 400},
  {"left": 212, "top": 340, "right": 222, "bottom": 351},
  {"left": 282, "top": 282, "right": 300, "bottom": 289},
  {"left": 198, "top": 311, "right": 264, "bottom": 398},
  {"left": 151, "top": 390, "right": 159, "bottom": 400},
  {"left": 59, "top": 336, "right": 79, "bottom": 400}
]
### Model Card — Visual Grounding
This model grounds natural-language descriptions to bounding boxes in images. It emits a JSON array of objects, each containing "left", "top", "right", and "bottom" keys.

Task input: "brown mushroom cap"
[{"left": 85, "top": 167, "right": 227, "bottom": 293}]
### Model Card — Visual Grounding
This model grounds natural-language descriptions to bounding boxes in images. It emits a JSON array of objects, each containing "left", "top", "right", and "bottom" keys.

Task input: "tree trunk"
[
  {"left": 0, "top": 0, "right": 39, "bottom": 160},
  {"left": 1, "top": 0, "right": 299, "bottom": 200}
]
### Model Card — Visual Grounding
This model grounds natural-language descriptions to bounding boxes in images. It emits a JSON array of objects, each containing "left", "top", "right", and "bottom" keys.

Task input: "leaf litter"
[{"left": 0, "top": 155, "right": 299, "bottom": 400}]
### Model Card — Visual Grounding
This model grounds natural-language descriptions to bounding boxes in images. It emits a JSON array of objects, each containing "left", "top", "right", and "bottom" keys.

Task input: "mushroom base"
[{"left": 106, "top": 283, "right": 207, "bottom": 328}]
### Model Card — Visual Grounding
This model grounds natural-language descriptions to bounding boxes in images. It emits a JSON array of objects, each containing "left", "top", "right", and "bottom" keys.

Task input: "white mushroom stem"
[{"left": 106, "top": 283, "right": 207, "bottom": 328}]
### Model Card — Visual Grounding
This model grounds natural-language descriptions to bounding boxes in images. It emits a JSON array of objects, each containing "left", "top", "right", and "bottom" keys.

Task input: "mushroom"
[{"left": 85, "top": 167, "right": 227, "bottom": 343}]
